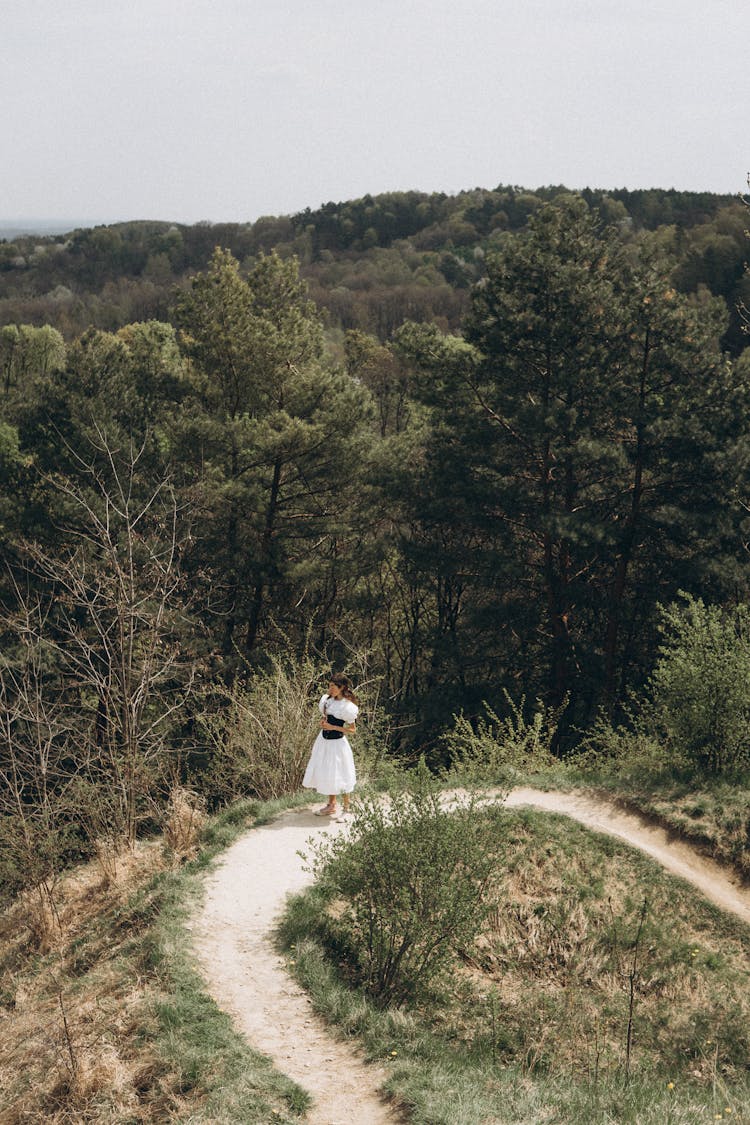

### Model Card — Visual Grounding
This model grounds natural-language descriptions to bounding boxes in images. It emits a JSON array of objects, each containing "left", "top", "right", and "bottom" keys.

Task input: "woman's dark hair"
[{"left": 329, "top": 672, "right": 359, "bottom": 705}]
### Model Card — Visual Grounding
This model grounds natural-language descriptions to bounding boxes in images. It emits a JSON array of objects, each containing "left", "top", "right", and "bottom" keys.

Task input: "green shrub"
[
  {"left": 441, "top": 691, "right": 563, "bottom": 783},
  {"left": 199, "top": 652, "right": 322, "bottom": 802},
  {"left": 567, "top": 708, "right": 668, "bottom": 777},
  {"left": 649, "top": 594, "right": 750, "bottom": 774},
  {"left": 309, "top": 763, "right": 500, "bottom": 1006}
]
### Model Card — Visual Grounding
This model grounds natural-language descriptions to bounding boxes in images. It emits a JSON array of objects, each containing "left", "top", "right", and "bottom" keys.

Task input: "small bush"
[
  {"left": 568, "top": 709, "right": 668, "bottom": 777},
  {"left": 162, "top": 786, "right": 207, "bottom": 863},
  {"left": 200, "top": 653, "right": 322, "bottom": 801},
  {"left": 0, "top": 811, "right": 77, "bottom": 913},
  {"left": 309, "top": 763, "right": 501, "bottom": 1006},
  {"left": 441, "top": 691, "right": 562, "bottom": 783},
  {"left": 649, "top": 594, "right": 750, "bottom": 774}
]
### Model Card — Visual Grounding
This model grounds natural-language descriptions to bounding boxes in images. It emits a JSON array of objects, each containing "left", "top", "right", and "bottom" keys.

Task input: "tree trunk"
[
  {"left": 246, "top": 457, "right": 283, "bottom": 654},
  {"left": 603, "top": 332, "right": 650, "bottom": 704}
]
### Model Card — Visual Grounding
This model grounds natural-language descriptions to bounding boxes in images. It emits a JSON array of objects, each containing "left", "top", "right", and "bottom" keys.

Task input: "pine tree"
[
  {"left": 396, "top": 198, "right": 749, "bottom": 731},
  {"left": 173, "top": 249, "right": 372, "bottom": 660}
]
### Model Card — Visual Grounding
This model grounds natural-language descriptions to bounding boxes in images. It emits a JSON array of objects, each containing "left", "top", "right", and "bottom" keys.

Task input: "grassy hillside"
[
  {"left": 281, "top": 802, "right": 750, "bottom": 1124},
  {"left": 1, "top": 774, "right": 748, "bottom": 1122},
  {"left": 0, "top": 795, "right": 312, "bottom": 1123}
]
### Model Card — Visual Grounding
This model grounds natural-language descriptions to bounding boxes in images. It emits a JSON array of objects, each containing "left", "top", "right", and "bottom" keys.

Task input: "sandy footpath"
[
  {"left": 192, "top": 805, "right": 399, "bottom": 1125},
  {"left": 503, "top": 788, "right": 750, "bottom": 924},
  {"left": 191, "top": 789, "right": 750, "bottom": 1124}
]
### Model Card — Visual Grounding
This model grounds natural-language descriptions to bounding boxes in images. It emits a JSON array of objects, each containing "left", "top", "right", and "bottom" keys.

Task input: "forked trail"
[{"left": 191, "top": 788, "right": 750, "bottom": 1125}]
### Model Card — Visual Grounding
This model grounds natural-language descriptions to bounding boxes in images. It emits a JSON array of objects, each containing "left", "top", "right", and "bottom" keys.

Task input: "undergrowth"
[
  {"left": 0, "top": 791, "right": 313, "bottom": 1123},
  {"left": 280, "top": 804, "right": 750, "bottom": 1124}
]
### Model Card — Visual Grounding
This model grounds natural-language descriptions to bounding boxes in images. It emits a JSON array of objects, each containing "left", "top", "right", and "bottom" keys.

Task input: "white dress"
[{"left": 302, "top": 694, "right": 358, "bottom": 796}]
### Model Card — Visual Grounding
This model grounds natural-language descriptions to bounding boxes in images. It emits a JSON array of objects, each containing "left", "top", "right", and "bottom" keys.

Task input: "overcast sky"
[{"left": 4, "top": 0, "right": 748, "bottom": 225}]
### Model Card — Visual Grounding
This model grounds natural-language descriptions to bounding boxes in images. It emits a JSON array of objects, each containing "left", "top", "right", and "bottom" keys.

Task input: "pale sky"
[{"left": 3, "top": 0, "right": 748, "bottom": 225}]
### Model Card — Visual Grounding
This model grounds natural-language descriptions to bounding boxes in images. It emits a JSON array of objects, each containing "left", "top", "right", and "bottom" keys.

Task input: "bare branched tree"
[
  {"left": 2, "top": 425, "right": 195, "bottom": 868},
  {"left": 0, "top": 598, "right": 82, "bottom": 936}
]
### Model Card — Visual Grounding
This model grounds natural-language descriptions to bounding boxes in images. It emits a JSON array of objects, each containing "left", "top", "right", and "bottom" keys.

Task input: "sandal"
[{"left": 315, "top": 804, "right": 336, "bottom": 816}]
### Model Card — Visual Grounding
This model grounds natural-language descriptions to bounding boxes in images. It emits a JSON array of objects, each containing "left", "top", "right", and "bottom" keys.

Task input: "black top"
[{"left": 322, "top": 711, "right": 345, "bottom": 739}]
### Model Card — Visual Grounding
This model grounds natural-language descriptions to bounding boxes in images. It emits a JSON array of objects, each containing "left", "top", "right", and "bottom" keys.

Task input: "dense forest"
[
  {"left": 2, "top": 185, "right": 747, "bottom": 352},
  {"left": 1, "top": 183, "right": 749, "bottom": 884}
]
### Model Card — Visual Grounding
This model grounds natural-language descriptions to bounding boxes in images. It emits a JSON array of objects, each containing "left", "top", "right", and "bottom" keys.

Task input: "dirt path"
[
  {"left": 192, "top": 806, "right": 398, "bottom": 1125},
  {"left": 503, "top": 788, "right": 750, "bottom": 924},
  {"left": 191, "top": 789, "right": 750, "bottom": 1124}
]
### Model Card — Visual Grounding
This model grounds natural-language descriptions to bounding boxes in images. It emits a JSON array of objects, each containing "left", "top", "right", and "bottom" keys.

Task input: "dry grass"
[
  {"left": 162, "top": 786, "right": 207, "bottom": 864},
  {"left": 0, "top": 839, "right": 182, "bottom": 1123},
  {"left": 637, "top": 786, "right": 750, "bottom": 878},
  {"left": 447, "top": 811, "right": 750, "bottom": 1085},
  {"left": 559, "top": 754, "right": 750, "bottom": 879},
  {"left": 0, "top": 795, "right": 312, "bottom": 1124},
  {"left": 15, "top": 884, "right": 63, "bottom": 954}
]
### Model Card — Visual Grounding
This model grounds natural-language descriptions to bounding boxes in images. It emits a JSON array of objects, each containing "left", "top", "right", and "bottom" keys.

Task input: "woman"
[{"left": 303, "top": 673, "right": 359, "bottom": 817}]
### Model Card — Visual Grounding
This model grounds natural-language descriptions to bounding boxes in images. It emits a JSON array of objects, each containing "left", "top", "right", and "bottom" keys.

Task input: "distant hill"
[
  {"left": 0, "top": 185, "right": 746, "bottom": 354},
  {"left": 0, "top": 219, "right": 104, "bottom": 240}
]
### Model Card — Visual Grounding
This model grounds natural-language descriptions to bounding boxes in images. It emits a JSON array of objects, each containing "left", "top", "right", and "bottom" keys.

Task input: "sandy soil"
[
  {"left": 191, "top": 789, "right": 750, "bottom": 1124},
  {"left": 192, "top": 805, "right": 399, "bottom": 1125}
]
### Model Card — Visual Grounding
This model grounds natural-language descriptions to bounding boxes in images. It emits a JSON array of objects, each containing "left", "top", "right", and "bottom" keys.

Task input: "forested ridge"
[
  {"left": 2, "top": 184, "right": 747, "bottom": 351},
  {"left": 1, "top": 183, "right": 750, "bottom": 892}
]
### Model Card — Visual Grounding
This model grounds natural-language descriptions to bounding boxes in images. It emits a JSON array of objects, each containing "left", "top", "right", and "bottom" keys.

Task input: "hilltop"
[{"left": 1, "top": 184, "right": 746, "bottom": 353}]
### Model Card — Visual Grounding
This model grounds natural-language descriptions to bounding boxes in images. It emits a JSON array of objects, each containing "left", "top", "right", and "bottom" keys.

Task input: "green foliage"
[
  {"left": 197, "top": 653, "right": 323, "bottom": 803},
  {"left": 0, "top": 323, "right": 66, "bottom": 393},
  {"left": 309, "top": 763, "right": 499, "bottom": 1005},
  {"left": 441, "top": 692, "right": 562, "bottom": 782},
  {"left": 172, "top": 247, "right": 373, "bottom": 659},
  {"left": 649, "top": 594, "right": 750, "bottom": 774},
  {"left": 291, "top": 190, "right": 452, "bottom": 253},
  {"left": 396, "top": 195, "right": 743, "bottom": 736},
  {"left": 0, "top": 188, "right": 742, "bottom": 350},
  {"left": 567, "top": 708, "right": 670, "bottom": 777},
  {"left": 1, "top": 185, "right": 750, "bottom": 800}
]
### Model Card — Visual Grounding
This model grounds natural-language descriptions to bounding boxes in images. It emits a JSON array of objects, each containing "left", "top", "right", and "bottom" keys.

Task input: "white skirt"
[{"left": 302, "top": 732, "right": 356, "bottom": 796}]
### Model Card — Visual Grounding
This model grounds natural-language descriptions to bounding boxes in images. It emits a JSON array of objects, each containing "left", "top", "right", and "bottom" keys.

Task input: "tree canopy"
[{"left": 1, "top": 186, "right": 749, "bottom": 781}]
